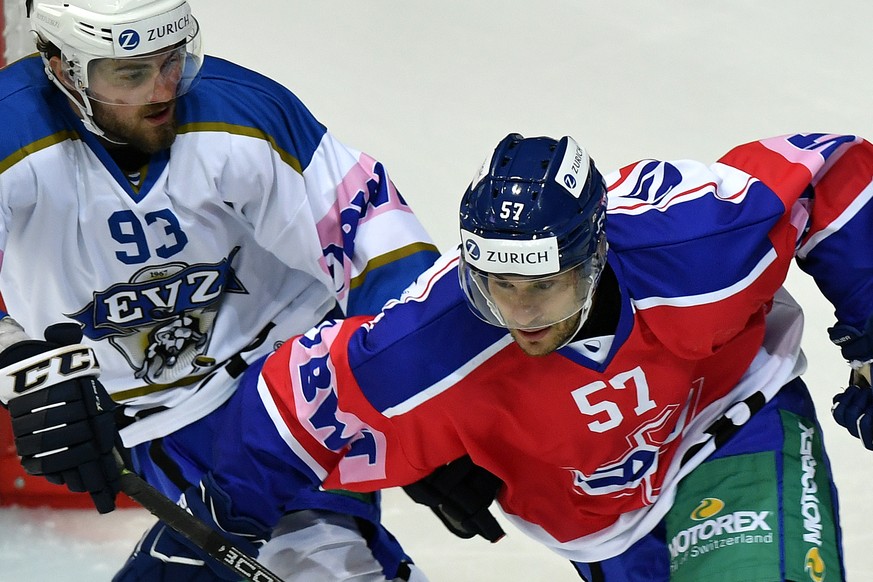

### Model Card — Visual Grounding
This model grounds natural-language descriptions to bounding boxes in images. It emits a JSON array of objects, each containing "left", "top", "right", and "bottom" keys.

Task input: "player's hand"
[
  {"left": 832, "top": 365, "right": 873, "bottom": 450},
  {"left": 0, "top": 323, "right": 120, "bottom": 513},
  {"left": 402, "top": 455, "right": 505, "bottom": 543},
  {"left": 828, "top": 318, "right": 873, "bottom": 365}
]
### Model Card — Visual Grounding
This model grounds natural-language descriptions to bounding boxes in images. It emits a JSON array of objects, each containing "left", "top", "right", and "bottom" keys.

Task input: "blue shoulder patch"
[
  {"left": 0, "top": 56, "right": 82, "bottom": 163},
  {"left": 175, "top": 56, "right": 327, "bottom": 172}
]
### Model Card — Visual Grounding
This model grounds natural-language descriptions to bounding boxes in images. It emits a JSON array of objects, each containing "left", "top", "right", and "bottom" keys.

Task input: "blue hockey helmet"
[{"left": 458, "top": 133, "right": 608, "bottom": 330}]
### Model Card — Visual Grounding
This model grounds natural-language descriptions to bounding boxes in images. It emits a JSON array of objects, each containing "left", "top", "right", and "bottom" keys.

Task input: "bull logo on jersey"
[
  {"left": 136, "top": 314, "right": 208, "bottom": 379},
  {"left": 68, "top": 248, "right": 247, "bottom": 385}
]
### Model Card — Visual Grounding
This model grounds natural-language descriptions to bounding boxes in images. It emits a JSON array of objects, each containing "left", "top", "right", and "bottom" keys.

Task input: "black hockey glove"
[
  {"left": 0, "top": 323, "right": 121, "bottom": 513},
  {"left": 402, "top": 455, "right": 505, "bottom": 543}
]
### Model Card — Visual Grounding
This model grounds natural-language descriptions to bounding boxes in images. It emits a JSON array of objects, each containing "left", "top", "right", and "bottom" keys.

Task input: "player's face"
[
  {"left": 488, "top": 271, "right": 582, "bottom": 356},
  {"left": 86, "top": 48, "right": 184, "bottom": 152},
  {"left": 89, "top": 97, "right": 178, "bottom": 153},
  {"left": 508, "top": 311, "right": 582, "bottom": 356}
]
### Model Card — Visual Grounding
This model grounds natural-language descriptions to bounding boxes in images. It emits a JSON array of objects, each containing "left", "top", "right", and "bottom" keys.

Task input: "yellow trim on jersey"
[
  {"left": 0, "top": 131, "right": 81, "bottom": 174},
  {"left": 111, "top": 372, "right": 208, "bottom": 402},
  {"left": 349, "top": 241, "right": 439, "bottom": 290},
  {"left": 177, "top": 122, "right": 303, "bottom": 173}
]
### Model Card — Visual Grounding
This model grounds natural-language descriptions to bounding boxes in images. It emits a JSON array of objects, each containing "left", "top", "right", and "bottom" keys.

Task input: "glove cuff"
[
  {"left": 0, "top": 316, "right": 30, "bottom": 352},
  {"left": 0, "top": 343, "right": 100, "bottom": 404},
  {"left": 829, "top": 316, "right": 873, "bottom": 365}
]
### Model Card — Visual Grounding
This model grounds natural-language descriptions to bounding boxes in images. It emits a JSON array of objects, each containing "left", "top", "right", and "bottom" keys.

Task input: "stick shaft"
[{"left": 119, "top": 469, "right": 283, "bottom": 582}]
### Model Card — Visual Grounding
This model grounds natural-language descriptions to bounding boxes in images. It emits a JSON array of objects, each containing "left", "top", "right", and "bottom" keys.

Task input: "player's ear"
[
  {"left": 47, "top": 56, "right": 64, "bottom": 80},
  {"left": 48, "top": 56, "right": 76, "bottom": 92}
]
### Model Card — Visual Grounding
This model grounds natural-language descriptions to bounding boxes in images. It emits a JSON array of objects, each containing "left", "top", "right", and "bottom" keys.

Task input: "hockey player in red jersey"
[
  {"left": 286, "top": 131, "right": 873, "bottom": 580},
  {"left": 101, "top": 132, "right": 873, "bottom": 580}
]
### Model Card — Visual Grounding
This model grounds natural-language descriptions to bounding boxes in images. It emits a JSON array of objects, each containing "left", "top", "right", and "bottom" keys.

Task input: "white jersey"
[{"left": 0, "top": 55, "right": 438, "bottom": 446}]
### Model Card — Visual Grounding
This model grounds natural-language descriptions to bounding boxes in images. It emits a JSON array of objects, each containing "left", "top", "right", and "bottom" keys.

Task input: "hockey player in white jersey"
[{"left": 0, "top": 0, "right": 438, "bottom": 579}]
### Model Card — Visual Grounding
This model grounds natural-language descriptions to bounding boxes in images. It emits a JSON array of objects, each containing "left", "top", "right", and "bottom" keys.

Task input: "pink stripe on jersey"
[
  {"left": 758, "top": 134, "right": 857, "bottom": 182},
  {"left": 314, "top": 152, "right": 416, "bottom": 301},
  {"left": 316, "top": 152, "right": 413, "bottom": 247}
]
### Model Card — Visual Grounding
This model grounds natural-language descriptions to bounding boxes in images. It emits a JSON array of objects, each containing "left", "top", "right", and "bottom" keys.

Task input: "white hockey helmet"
[{"left": 28, "top": 0, "right": 203, "bottom": 134}]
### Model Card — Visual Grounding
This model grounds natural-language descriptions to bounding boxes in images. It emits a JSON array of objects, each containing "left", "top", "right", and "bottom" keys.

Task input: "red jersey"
[{"left": 258, "top": 134, "right": 873, "bottom": 561}]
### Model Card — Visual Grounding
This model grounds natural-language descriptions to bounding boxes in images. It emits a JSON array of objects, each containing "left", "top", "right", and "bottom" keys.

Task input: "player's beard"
[
  {"left": 509, "top": 311, "right": 582, "bottom": 357},
  {"left": 91, "top": 100, "right": 178, "bottom": 154}
]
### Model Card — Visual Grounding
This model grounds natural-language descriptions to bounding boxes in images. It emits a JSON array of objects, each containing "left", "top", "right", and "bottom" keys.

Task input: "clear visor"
[
  {"left": 460, "top": 237, "right": 607, "bottom": 331},
  {"left": 83, "top": 19, "right": 203, "bottom": 105}
]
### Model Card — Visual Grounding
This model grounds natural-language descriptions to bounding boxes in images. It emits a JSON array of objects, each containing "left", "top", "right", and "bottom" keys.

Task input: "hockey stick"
[
  {"left": 0, "top": 334, "right": 281, "bottom": 580},
  {"left": 118, "top": 466, "right": 283, "bottom": 582},
  {"left": 851, "top": 362, "right": 872, "bottom": 389}
]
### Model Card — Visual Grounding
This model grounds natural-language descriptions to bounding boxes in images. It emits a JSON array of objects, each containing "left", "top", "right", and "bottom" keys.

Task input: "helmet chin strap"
[
  {"left": 44, "top": 61, "right": 128, "bottom": 145},
  {"left": 556, "top": 263, "right": 606, "bottom": 350}
]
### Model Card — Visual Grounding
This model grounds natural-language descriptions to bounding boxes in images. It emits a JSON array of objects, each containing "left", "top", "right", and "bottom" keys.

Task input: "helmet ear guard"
[{"left": 458, "top": 133, "right": 609, "bottom": 330}]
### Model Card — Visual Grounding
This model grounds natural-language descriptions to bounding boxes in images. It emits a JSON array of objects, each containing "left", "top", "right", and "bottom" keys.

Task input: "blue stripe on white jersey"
[
  {"left": 0, "top": 56, "right": 328, "bottom": 181},
  {"left": 0, "top": 57, "right": 80, "bottom": 160},
  {"left": 346, "top": 248, "right": 441, "bottom": 317},
  {"left": 175, "top": 56, "right": 327, "bottom": 174}
]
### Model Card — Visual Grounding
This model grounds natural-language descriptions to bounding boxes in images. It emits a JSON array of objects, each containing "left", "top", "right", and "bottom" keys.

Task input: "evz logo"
[
  {"left": 118, "top": 29, "right": 141, "bottom": 50},
  {"left": 67, "top": 249, "right": 247, "bottom": 384}
]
